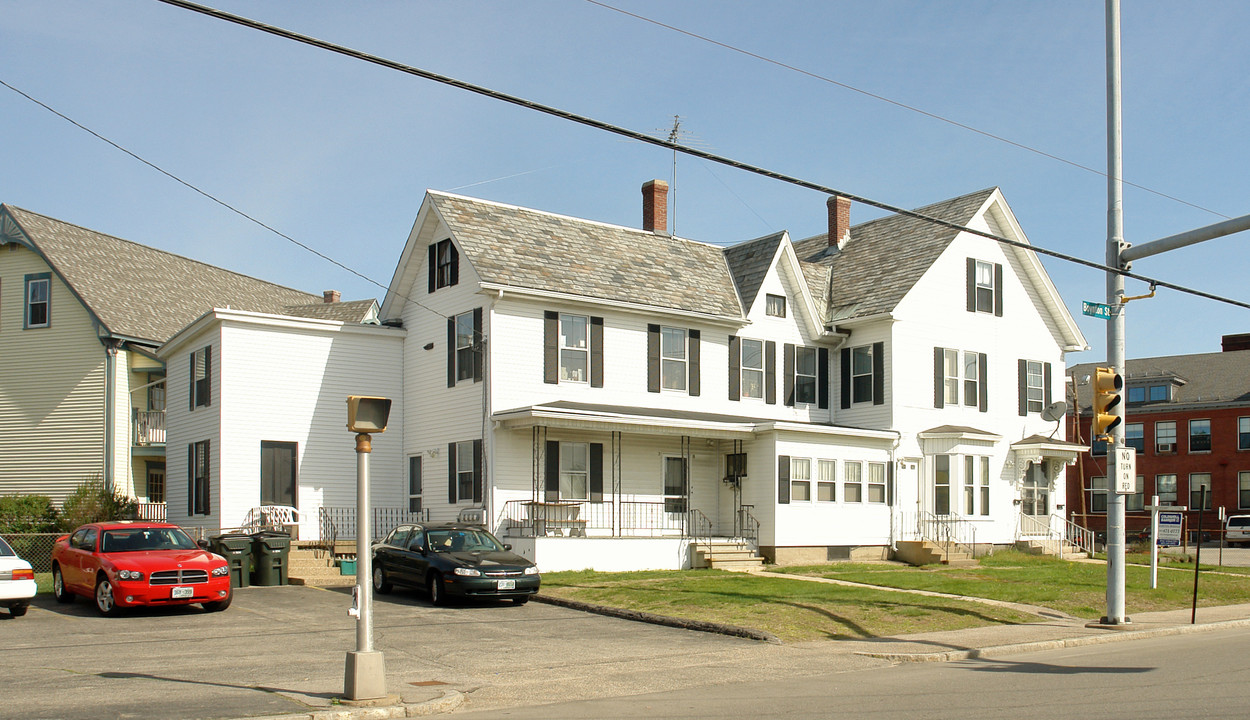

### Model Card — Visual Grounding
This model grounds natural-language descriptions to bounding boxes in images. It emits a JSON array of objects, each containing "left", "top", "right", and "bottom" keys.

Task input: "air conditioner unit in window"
[{"left": 1157, "top": 443, "right": 1175, "bottom": 453}]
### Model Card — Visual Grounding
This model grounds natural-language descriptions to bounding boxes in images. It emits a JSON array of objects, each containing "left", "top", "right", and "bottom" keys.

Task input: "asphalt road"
[{"left": 453, "top": 625, "right": 1250, "bottom": 719}]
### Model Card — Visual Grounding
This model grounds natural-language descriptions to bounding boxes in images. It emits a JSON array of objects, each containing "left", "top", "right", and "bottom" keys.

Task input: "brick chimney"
[
  {"left": 1222, "top": 333, "right": 1250, "bottom": 352},
  {"left": 828, "top": 195, "right": 851, "bottom": 250},
  {"left": 642, "top": 179, "right": 669, "bottom": 234},
  {"left": 323, "top": 290, "right": 341, "bottom": 304}
]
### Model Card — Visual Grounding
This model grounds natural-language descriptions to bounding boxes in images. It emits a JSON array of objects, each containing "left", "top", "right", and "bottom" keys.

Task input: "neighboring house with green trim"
[{"left": 0, "top": 204, "right": 366, "bottom": 510}]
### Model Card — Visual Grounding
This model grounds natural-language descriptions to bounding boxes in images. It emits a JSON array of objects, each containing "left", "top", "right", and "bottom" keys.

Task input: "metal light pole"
[{"left": 344, "top": 396, "right": 391, "bottom": 701}]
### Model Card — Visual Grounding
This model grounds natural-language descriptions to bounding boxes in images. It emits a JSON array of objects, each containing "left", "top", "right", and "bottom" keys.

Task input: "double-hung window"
[
  {"left": 1090, "top": 476, "right": 1107, "bottom": 513},
  {"left": 1024, "top": 361, "right": 1045, "bottom": 413},
  {"left": 456, "top": 442, "right": 476, "bottom": 501},
  {"left": 741, "top": 339, "right": 764, "bottom": 399},
  {"left": 974, "top": 260, "right": 995, "bottom": 312},
  {"left": 1126, "top": 476, "right": 1145, "bottom": 512},
  {"left": 408, "top": 456, "right": 423, "bottom": 514},
  {"left": 817, "top": 460, "right": 836, "bottom": 502},
  {"left": 867, "top": 462, "right": 886, "bottom": 503},
  {"left": 448, "top": 440, "right": 482, "bottom": 504},
  {"left": 559, "top": 314, "right": 588, "bottom": 383},
  {"left": 1189, "top": 419, "right": 1212, "bottom": 453},
  {"left": 942, "top": 349, "right": 960, "bottom": 405},
  {"left": 934, "top": 455, "right": 951, "bottom": 515},
  {"left": 189, "top": 440, "right": 210, "bottom": 516},
  {"left": 1156, "top": 474, "right": 1178, "bottom": 504},
  {"left": 844, "top": 462, "right": 863, "bottom": 502},
  {"left": 455, "top": 311, "right": 476, "bottom": 382},
  {"left": 1239, "top": 471, "right": 1250, "bottom": 509},
  {"left": 790, "top": 458, "right": 812, "bottom": 502},
  {"left": 936, "top": 348, "right": 985, "bottom": 409},
  {"left": 431, "top": 238, "right": 457, "bottom": 290},
  {"left": 559, "top": 442, "right": 590, "bottom": 501},
  {"left": 964, "top": 456, "right": 976, "bottom": 515},
  {"left": 765, "top": 294, "right": 786, "bottom": 317},
  {"left": 190, "top": 346, "right": 211, "bottom": 409},
  {"left": 24, "top": 273, "right": 50, "bottom": 328},
  {"left": 1240, "top": 417, "right": 1250, "bottom": 451},
  {"left": 661, "top": 327, "right": 687, "bottom": 391},
  {"left": 979, "top": 456, "right": 990, "bottom": 516},
  {"left": 1190, "top": 473, "right": 1213, "bottom": 509},
  {"left": 1125, "top": 423, "right": 1145, "bottom": 453},
  {"left": 794, "top": 347, "right": 817, "bottom": 405},
  {"left": 851, "top": 346, "right": 874, "bottom": 403},
  {"left": 1156, "top": 422, "right": 1177, "bottom": 453},
  {"left": 966, "top": 258, "right": 1002, "bottom": 315}
]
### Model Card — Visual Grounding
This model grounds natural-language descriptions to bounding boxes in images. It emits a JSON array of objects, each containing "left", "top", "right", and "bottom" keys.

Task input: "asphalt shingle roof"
[
  {"left": 723, "top": 231, "right": 784, "bottom": 313},
  {"left": 285, "top": 299, "right": 378, "bottom": 323},
  {"left": 792, "top": 188, "right": 997, "bottom": 321},
  {"left": 429, "top": 192, "right": 743, "bottom": 318},
  {"left": 1070, "top": 349, "right": 1250, "bottom": 410},
  {"left": 3, "top": 205, "right": 324, "bottom": 344}
]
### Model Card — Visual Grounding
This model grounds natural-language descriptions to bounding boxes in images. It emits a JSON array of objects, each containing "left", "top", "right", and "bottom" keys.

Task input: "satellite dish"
[{"left": 1041, "top": 401, "right": 1067, "bottom": 422}]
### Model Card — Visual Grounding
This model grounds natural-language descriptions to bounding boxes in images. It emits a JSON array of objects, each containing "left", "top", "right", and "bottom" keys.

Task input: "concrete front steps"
[
  {"left": 1015, "top": 538, "right": 1087, "bottom": 558},
  {"left": 692, "top": 541, "right": 766, "bottom": 571},
  {"left": 895, "top": 540, "right": 977, "bottom": 567},
  {"left": 288, "top": 546, "right": 356, "bottom": 587}
]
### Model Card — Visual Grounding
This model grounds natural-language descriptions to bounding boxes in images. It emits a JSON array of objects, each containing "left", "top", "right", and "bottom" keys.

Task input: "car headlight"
[
  {"left": 116, "top": 569, "right": 145, "bottom": 581},
  {"left": 523, "top": 566, "right": 539, "bottom": 576},
  {"left": 211, "top": 565, "right": 230, "bottom": 577},
  {"left": 453, "top": 567, "right": 481, "bottom": 577}
]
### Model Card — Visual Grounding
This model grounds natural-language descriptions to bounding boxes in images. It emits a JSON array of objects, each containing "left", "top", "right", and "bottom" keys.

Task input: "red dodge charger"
[{"left": 52, "top": 521, "right": 232, "bottom": 616}]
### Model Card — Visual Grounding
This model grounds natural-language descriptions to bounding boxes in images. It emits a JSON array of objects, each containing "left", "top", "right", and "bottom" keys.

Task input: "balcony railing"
[{"left": 134, "top": 410, "right": 166, "bottom": 446}]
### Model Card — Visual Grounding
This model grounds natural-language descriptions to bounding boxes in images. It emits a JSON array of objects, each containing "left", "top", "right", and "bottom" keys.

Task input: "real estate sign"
[{"left": 1157, "top": 511, "right": 1183, "bottom": 547}]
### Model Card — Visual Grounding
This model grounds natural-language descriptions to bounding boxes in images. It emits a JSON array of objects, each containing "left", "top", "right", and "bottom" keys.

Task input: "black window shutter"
[
  {"left": 428, "top": 244, "right": 437, "bottom": 294},
  {"left": 472, "top": 307, "right": 484, "bottom": 382},
  {"left": 840, "top": 347, "right": 851, "bottom": 409},
  {"left": 204, "top": 348, "right": 211, "bottom": 407},
  {"left": 994, "top": 263, "right": 1004, "bottom": 317},
  {"left": 817, "top": 347, "right": 829, "bottom": 409},
  {"left": 966, "top": 257, "right": 977, "bottom": 312},
  {"left": 978, "top": 353, "right": 989, "bottom": 412},
  {"left": 765, "top": 341, "right": 777, "bottom": 405},
  {"left": 202, "top": 440, "right": 211, "bottom": 516},
  {"left": 544, "top": 441, "right": 560, "bottom": 502},
  {"left": 646, "top": 324, "right": 660, "bottom": 393},
  {"left": 189, "top": 353, "right": 195, "bottom": 412},
  {"left": 872, "top": 341, "right": 885, "bottom": 406},
  {"left": 589, "top": 443, "right": 604, "bottom": 502},
  {"left": 934, "top": 347, "right": 945, "bottom": 409},
  {"left": 449, "top": 242, "right": 459, "bottom": 286},
  {"left": 728, "top": 335, "right": 741, "bottom": 401},
  {"left": 447, "top": 317, "right": 456, "bottom": 388},
  {"left": 590, "top": 317, "right": 604, "bottom": 388},
  {"left": 448, "top": 442, "right": 458, "bottom": 503},
  {"left": 1043, "top": 362, "right": 1053, "bottom": 406},
  {"left": 783, "top": 343, "right": 795, "bottom": 406},
  {"left": 887, "top": 462, "right": 895, "bottom": 506},
  {"left": 688, "top": 329, "right": 701, "bottom": 396},
  {"left": 1017, "top": 359, "right": 1028, "bottom": 416},
  {"left": 187, "top": 444, "right": 194, "bottom": 515},
  {"left": 543, "top": 311, "right": 559, "bottom": 384},
  {"left": 472, "top": 438, "right": 483, "bottom": 504},
  {"left": 778, "top": 455, "right": 790, "bottom": 504}
]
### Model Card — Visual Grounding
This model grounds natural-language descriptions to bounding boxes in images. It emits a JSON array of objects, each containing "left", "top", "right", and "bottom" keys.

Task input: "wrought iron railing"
[
  {"left": 737, "top": 504, "right": 760, "bottom": 544},
  {"left": 497, "top": 499, "right": 688, "bottom": 538},
  {"left": 688, "top": 508, "right": 713, "bottom": 553},
  {"left": 901, "top": 510, "right": 978, "bottom": 559},
  {"left": 133, "top": 409, "right": 165, "bottom": 445},
  {"left": 318, "top": 506, "right": 424, "bottom": 548}
]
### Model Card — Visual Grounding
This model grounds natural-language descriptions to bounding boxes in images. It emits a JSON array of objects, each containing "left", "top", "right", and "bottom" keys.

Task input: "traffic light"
[{"left": 1092, "top": 366, "right": 1123, "bottom": 439}]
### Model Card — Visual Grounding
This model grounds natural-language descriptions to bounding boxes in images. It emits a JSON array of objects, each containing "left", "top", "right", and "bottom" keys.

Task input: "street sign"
[
  {"left": 1083, "top": 301, "right": 1112, "bottom": 319},
  {"left": 1158, "top": 511, "right": 1183, "bottom": 547},
  {"left": 1113, "top": 446, "right": 1136, "bottom": 494}
]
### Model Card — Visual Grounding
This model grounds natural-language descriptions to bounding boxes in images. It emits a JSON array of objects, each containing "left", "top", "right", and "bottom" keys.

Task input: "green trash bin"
[
  {"left": 250, "top": 531, "right": 291, "bottom": 586},
  {"left": 209, "top": 533, "right": 252, "bottom": 588}
]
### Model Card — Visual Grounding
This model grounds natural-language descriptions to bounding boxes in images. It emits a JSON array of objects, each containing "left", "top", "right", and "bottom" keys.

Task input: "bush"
[
  {"left": 0, "top": 494, "right": 60, "bottom": 534},
  {"left": 58, "top": 478, "right": 138, "bottom": 531}
]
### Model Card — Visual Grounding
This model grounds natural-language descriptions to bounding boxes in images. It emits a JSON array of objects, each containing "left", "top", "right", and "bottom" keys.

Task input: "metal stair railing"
[
  {"left": 904, "top": 510, "right": 978, "bottom": 560},
  {"left": 687, "top": 508, "right": 713, "bottom": 556}
]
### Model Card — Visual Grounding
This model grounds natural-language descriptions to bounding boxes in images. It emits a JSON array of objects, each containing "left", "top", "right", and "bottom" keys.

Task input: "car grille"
[
  {"left": 149, "top": 569, "right": 209, "bottom": 585},
  {"left": 482, "top": 569, "right": 525, "bottom": 578}
]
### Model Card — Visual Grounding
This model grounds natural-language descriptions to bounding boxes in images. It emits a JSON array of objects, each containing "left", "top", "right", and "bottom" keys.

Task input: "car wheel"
[
  {"left": 202, "top": 591, "right": 232, "bottom": 613},
  {"left": 94, "top": 575, "right": 122, "bottom": 617},
  {"left": 8, "top": 603, "right": 29, "bottom": 617},
  {"left": 511, "top": 596, "right": 530, "bottom": 605},
  {"left": 372, "top": 566, "right": 392, "bottom": 594},
  {"left": 429, "top": 572, "right": 448, "bottom": 606},
  {"left": 52, "top": 565, "right": 74, "bottom": 604}
]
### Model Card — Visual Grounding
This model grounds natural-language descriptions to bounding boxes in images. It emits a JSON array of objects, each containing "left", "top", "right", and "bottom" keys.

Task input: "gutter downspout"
[
  {"left": 888, "top": 431, "right": 902, "bottom": 552},
  {"left": 101, "top": 337, "right": 122, "bottom": 493}
]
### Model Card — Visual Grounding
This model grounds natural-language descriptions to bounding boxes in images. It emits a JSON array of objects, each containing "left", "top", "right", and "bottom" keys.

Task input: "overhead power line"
[
  {"left": 148, "top": 0, "right": 1250, "bottom": 312},
  {"left": 583, "top": 0, "right": 1230, "bottom": 221}
]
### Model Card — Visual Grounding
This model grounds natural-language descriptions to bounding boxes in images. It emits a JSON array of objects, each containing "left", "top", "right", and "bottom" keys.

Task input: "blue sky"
[{"left": 3, "top": 1, "right": 1248, "bottom": 365}]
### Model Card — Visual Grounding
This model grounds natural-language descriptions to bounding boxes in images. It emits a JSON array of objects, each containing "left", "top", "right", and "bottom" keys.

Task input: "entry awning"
[{"left": 1009, "top": 434, "right": 1086, "bottom": 481}]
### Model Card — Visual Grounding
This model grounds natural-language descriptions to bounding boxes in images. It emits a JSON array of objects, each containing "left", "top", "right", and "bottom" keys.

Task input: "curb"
[
  {"left": 855, "top": 617, "right": 1250, "bottom": 663},
  {"left": 534, "top": 593, "right": 783, "bottom": 644},
  {"left": 240, "top": 689, "right": 464, "bottom": 720}
]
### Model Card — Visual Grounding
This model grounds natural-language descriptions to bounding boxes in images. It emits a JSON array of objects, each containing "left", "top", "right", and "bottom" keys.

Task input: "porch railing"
[
  {"left": 688, "top": 508, "right": 713, "bottom": 553},
  {"left": 318, "top": 506, "right": 425, "bottom": 550},
  {"left": 901, "top": 510, "right": 978, "bottom": 559},
  {"left": 497, "top": 499, "right": 688, "bottom": 538},
  {"left": 737, "top": 504, "right": 760, "bottom": 544},
  {"left": 136, "top": 502, "right": 166, "bottom": 521},
  {"left": 1063, "top": 518, "right": 1095, "bottom": 557},
  {"left": 1018, "top": 514, "right": 1094, "bottom": 558},
  {"left": 133, "top": 409, "right": 165, "bottom": 445}
]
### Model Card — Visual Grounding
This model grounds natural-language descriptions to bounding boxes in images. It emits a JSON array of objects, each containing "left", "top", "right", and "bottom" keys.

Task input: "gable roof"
[
  {"left": 285, "top": 298, "right": 379, "bottom": 324},
  {"left": 1070, "top": 349, "right": 1250, "bottom": 411},
  {"left": 1, "top": 205, "right": 324, "bottom": 345},
  {"left": 792, "top": 188, "right": 997, "bottom": 321},
  {"left": 425, "top": 191, "right": 744, "bottom": 319},
  {"left": 723, "top": 231, "right": 784, "bottom": 313}
]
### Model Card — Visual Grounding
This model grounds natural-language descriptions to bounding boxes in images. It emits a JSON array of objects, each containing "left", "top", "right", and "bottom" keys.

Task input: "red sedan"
[{"left": 51, "top": 521, "right": 232, "bottom": 616}]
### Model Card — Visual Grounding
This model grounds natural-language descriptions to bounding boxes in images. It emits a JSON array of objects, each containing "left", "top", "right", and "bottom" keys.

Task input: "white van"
[{"left": 1226, "top": 515, "right": 1250, "bottom": 547}]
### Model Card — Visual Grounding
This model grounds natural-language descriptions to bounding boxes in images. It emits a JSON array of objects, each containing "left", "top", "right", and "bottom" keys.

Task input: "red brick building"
[{"left": 1067, "top": 334, "right": 1250, "bottom": 541}]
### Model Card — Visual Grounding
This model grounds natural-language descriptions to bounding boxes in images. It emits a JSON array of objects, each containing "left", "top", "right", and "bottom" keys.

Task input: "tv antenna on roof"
[{"left": 645, "top": 115, "right": 711, "bottom": 236}]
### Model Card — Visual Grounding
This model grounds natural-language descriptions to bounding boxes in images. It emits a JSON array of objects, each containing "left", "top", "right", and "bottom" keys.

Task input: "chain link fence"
[{"left": 3, "top": 533, "right": 60, "bottom": 573}]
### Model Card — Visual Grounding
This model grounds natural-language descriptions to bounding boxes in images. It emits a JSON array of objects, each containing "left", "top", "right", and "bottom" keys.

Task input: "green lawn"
[{"left": 542, "top": 550, "right": 1250, "bottom": 642}]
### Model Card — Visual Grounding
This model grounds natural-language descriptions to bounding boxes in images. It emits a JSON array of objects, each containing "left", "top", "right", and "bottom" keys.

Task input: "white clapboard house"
[{"left": 376, "top": 180, "right": 1089, "bottom": 571}]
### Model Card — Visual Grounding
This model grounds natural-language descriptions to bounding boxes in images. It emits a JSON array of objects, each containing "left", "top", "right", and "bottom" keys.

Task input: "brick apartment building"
[{"left": 1067, "top": 334, "right": 1250, "bottom": 541}]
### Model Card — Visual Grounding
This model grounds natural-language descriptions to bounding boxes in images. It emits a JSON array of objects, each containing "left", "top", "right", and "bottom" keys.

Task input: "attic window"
[
  {"left": 765, "top": 294, "right": 786, "bottom": 318},
  {"left": 24, "top": 273, "right": 50, "bottom": 329}
]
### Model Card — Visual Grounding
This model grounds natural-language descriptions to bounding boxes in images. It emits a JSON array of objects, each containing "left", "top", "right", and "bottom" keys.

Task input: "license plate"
[
  {"left": 497, "top": 579, "right": 516, "bottom": 590},
  {"left": 171, "top": 586, "right": 194, "bottom": 599}
]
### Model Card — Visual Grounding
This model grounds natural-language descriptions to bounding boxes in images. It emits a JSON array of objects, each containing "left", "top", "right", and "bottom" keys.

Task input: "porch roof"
[
  {"left": 1010, "top": 434, "right": 1087, "bottom": 456},
  {"left": 493, "top": 401, "right": 896, "bottom": 442}
]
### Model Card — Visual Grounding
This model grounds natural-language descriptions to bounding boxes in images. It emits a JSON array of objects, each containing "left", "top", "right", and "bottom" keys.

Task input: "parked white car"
[
  {"left": 1226, "top": 515, "right": 1250, "bottom": 548},
  {"left": 0, "top": 535, "right": 37, "bottom": 617}
]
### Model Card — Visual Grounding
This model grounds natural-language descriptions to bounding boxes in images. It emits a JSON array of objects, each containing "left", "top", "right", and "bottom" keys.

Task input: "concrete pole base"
[{"left": 344, "top": 650, "right": 387, "bottom": 701}]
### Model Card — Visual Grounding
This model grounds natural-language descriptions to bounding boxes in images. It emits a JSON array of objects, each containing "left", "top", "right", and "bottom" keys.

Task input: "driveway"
[{"left": 1, "top": 583, "right": 793, "bottom": 719}]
